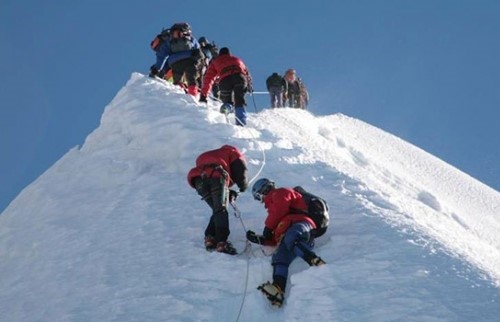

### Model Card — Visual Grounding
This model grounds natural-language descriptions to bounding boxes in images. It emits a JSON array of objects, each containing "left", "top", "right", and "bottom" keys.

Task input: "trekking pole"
[
  {"left": 247, "top": 91, "right": 269, "bottom": 112},
  {"left": 208, "top": 95, "right": 223, "bottom": 103},
  {"left": 245, "top": 91, "right": 258, "bottom": 113},
  {"left": 252, "top": 92, "right": 259, "bottom": 113},
  {"left": 159, "top": 55, "right": 170, "bottom": 73}
]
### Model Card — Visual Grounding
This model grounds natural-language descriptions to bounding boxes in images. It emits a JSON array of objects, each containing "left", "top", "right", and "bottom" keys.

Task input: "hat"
[{"left": 219, "top": 47, "right": 230, "bottom": 55}]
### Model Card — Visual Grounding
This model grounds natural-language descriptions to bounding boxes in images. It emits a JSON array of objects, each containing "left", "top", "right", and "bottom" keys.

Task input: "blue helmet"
[{"left": 252, "top": 178, "right": 275, "bottom": 201}]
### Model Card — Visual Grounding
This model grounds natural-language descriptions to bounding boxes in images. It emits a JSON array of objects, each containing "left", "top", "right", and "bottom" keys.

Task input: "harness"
[
  {"left": 200, "top": 163, "right": 228, "bottom": 180},
  {"left": 198, "top": 164, "right": 230, "bottom": 204},
  {"left": 220, "top": 64, "right": 244, "bottom": 81}
]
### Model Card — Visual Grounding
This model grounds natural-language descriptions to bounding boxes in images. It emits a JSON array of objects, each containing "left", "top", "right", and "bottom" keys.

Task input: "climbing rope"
[
  {"left": 230, "top": 201, "right": 252, "bottom": 322},
  {"left": 231, "top": 113, "right": 266, "bottom": 185},
  {"left": 223, "top": 98, "right": 268, "bottom": 321}
]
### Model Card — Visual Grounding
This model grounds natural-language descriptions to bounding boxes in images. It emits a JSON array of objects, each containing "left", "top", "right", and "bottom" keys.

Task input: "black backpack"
[
  {"left": 208, "top": 42, "right": 219, "bottom": 58},
  {"left": 267, "top": 74, "right": 284, "bottom": 88},
  {"left": 169, "top": 22, "right": 195, "bottom": 53},
  {"left": 293, "top": 186, "right": 329, "bottom": 237}
]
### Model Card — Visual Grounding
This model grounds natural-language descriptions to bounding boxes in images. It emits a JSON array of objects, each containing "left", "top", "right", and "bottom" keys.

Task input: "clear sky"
[{"left": 1, "top": 0, "right": 499, "bottom": 212}]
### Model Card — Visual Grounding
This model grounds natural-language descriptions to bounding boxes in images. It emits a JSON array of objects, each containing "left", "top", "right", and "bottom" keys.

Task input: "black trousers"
[
  {"left": 218, "top": 73, "right": 247, "bottom": 107},
  {"left": 170, "top": 58, "right": 199, "bottom": 87},
  {"left": 194, "top": 177, "right": 230, "bottom": 242}
]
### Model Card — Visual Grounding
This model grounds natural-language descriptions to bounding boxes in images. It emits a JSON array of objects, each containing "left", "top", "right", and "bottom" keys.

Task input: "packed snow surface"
[{"left": 1, "top": 73, "right": 499, "bottom": 321}]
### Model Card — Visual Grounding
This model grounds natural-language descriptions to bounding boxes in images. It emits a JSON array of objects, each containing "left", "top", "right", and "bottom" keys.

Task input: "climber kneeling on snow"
[
  {"left": 187, "top": 145, "right": 248, "bottom": 255},
  {"left": 247, "top": 178, "right": 327, "bottom": 307}
]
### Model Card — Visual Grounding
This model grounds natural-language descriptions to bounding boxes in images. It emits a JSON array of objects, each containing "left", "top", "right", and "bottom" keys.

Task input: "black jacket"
[{"left": 266, "top": 73, "right": 287, "bottom": 91}]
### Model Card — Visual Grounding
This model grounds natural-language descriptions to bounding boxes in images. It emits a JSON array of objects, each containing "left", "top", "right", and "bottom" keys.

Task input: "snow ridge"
[{"left": 0, "top": 73, "right": 499, "bottom": 322}]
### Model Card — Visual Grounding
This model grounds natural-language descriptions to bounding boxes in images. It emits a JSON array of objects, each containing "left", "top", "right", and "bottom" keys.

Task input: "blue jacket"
[
  {"left": 154, "top": 37, "right": 200, "bottom": 70},
  {"left": 201, "top": 46, "right": 213, "bottom": 61}
]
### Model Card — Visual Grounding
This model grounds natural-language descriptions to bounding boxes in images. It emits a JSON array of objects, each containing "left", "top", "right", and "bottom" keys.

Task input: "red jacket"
[
  {"left": 187, "top": 145, "right": 248, "bottom": 191},
  {"left": 201, "top": 53, "right": 250, "bottom": 96},
  {"left": 263, "top": 187, "right": 316, "bottom": 245}
]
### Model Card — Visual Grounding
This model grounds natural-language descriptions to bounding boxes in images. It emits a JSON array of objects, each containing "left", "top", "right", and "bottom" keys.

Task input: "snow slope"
[{"left": 0, "top": 73, "right": 499, "bottom": 322}]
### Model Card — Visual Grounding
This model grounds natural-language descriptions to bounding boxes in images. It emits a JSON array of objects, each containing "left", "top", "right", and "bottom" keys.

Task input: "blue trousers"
[{"left": 272, "top": 222, "right": 315, "bottom": 289}]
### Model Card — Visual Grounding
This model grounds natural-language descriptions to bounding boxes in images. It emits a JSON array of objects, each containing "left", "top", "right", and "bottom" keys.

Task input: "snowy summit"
[{"left": 0, "top": 73, "right": 499, "bottom": 321}]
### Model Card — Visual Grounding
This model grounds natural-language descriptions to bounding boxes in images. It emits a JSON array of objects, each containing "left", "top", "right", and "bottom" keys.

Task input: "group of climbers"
[
  {"left": 149, "top": 22, "right": 252, "bottom": 126},
  {"left": 266, "top": 69, "right": 309, "bottom": 109},
  {"left": 149, "top": 22, "right": 202, "bottom": 97},
  {"left": 149, "top": 22, "right": 310, "bottom": 128},
  {"left": 187, "top": 145, "right": 328, "bottom": 307},
  {"left": 150, "top": 22, "right": 324, "bottom": 308}
]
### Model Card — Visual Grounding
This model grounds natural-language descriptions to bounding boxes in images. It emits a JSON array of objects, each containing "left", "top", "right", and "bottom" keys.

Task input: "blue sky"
[{"left": 1, "top": 0, "right": 499, "bottom": 212}]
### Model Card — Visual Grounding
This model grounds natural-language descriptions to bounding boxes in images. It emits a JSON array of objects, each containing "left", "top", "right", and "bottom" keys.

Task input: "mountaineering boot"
[
  {"left": 204, "top": 235, "right": 216, "bottom": 251},
  {"left": 310, "top": 257, "right": 326, "bottom": 266},
  {"left": 220, "top": 103, "right": 233, "bottom": 115},
  {"left": 258, "top": 281, "right": 284, "bottom": 307},
  {"left": 306, "top": 255, "right": 326, "bottom": 266},
  {"left": 216, "top": 241, "right": 237, "bottom": 255},
  {"left": 234, "top": 106, "right": 247, "bottom": 126},
  {"left": 300, "top": 246, "right": 326, "bottom": 266}
]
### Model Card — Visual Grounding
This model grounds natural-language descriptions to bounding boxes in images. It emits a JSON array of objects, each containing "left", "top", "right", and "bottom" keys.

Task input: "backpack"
[
  {"left": 267, "top": 74, "right": 284, "bottom": 89},
  {"left": 169, "top": 22, "right": 195, "bottom": 53},
  {"left": 293, "top": 186, "right": 329, "bottom": 237},
  {"left": 208, "top": 42, "right": 219, "bottom": 58},
  {"left": 150, "top": 28, "right": 171, "bottom": 52}
]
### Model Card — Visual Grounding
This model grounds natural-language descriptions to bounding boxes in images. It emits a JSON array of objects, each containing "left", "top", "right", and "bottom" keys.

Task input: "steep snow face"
[
  {"left": 252, "top": 107, "right": 500, "bottom": 284},
  {"left": 0, "top": 73, "right": 499, "bottom": 322}
]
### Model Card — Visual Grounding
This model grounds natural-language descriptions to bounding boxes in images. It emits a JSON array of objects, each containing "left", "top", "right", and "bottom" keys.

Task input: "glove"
[
  {"left": 229, "top": 189, "right": 239, "bottom": 202},
  {"left": 199, "top": 95, "right": 207, "bottom": 103},
  {"left": 246, "top": 230, "right": 264, "bottom": 244},
  {"left": 149, "top": 66, "right": 159, "bottom": 78},
  {"left": 262, "top": 227, "right": 273, "bottom": 241}
]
